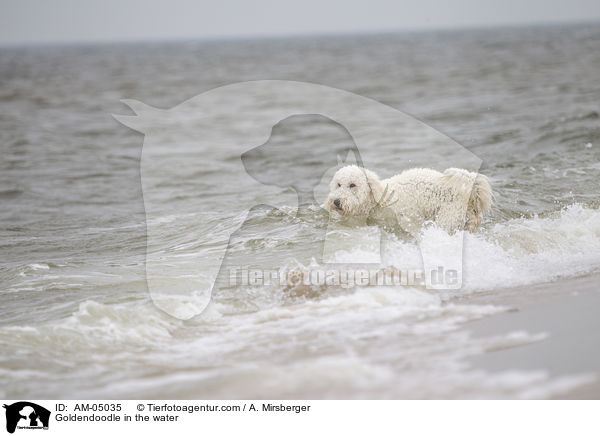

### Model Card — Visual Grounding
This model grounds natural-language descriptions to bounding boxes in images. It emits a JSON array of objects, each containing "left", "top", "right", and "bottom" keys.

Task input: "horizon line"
[{"left": 1, "top": 17, "right": 599, "bottom": 49}]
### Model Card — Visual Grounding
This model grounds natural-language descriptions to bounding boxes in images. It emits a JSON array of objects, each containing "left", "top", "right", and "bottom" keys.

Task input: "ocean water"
[{"left": 1, "top": 23, "right": 600, "bottom": 399}]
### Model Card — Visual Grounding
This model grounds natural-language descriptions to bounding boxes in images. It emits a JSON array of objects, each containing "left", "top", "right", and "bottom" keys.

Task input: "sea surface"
[{"left": 1, "top": 23, "right": 600, "bottom": 398}]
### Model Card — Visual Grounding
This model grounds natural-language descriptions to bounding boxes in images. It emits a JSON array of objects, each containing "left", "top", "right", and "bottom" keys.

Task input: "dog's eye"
[
  {"left": 349, "top": 183, "right": 356, "bottom": 188},
  {"left": 337, "top": 183, "right": 341, "bottom": 187}
]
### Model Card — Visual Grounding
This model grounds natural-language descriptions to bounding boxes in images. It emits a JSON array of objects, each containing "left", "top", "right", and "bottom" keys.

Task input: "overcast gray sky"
[{"left": 1, "top": 0, "right": 599, "bottom": 45}]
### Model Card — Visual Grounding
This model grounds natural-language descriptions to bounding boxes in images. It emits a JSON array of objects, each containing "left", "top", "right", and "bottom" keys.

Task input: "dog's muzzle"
[{"left": 333, "top": 198, "right": 342, "bottom": 210}]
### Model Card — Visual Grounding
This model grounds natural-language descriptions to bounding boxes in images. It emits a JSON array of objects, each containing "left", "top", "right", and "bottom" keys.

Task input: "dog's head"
[{"left": 326, "top": 165, "right": 384, "bottom": 216}]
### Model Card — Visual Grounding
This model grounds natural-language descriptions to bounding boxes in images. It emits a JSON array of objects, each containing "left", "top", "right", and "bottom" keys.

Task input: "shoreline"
[{"left": 461, "top": 273, "right": 600, "bottom": 399}]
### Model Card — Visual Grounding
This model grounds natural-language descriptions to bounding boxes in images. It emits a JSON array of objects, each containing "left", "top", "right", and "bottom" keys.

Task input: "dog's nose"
[{"left": 333, "top": 199, "right": 341, "bottom": 209}]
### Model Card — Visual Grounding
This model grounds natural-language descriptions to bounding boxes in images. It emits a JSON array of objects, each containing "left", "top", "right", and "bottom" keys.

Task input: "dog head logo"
[
  {"left": 114, "top": 80, "right": 482, "bottom": 319},
  {"left": 241, "top": 114, "right": 363, "bottom": 205},
  {"left": 3, "top": 402, "right": 50, "bottom": 434}
]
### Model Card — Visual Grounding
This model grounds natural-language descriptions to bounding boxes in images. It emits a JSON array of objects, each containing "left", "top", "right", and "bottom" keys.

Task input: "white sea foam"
[
  {"left": 2, "top": 286, "right": 590, "bottom": 399},
  {"left": 2, "top": 205, "right": 598, "bottom": 399},
  {"left": 327, "top": 204, "right": 600, "bottom": 293}
]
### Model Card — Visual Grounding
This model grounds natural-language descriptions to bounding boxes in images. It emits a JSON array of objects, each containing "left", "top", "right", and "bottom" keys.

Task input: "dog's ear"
[{"left": 362, "top": 168, "right": 385, "bottom": 205}]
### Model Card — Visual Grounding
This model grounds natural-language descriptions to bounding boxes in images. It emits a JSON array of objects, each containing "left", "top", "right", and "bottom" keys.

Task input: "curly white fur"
[{"left": 326, "top": 165, "right": 493, "bottom": 233}]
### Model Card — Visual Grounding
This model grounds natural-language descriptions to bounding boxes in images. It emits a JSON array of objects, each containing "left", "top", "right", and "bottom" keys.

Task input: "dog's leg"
[{"left": 436, "top": 203, "right": 467, "bottom": 234}]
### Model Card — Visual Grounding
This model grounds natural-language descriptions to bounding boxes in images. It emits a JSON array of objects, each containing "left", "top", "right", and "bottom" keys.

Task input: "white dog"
[{"left": 326, "top": 165, "right": 492, "bottom": 233}]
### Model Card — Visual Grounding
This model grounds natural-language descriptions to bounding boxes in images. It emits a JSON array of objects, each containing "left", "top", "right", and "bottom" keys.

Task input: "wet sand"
[{"left": 462, "top": 274, "right": 600, "bottom": 399}]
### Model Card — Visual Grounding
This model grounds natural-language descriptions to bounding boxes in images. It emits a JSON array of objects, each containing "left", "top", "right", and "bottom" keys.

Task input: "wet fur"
[{"left": 326, "top": 165, "right": 493, "bottom": 234}]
